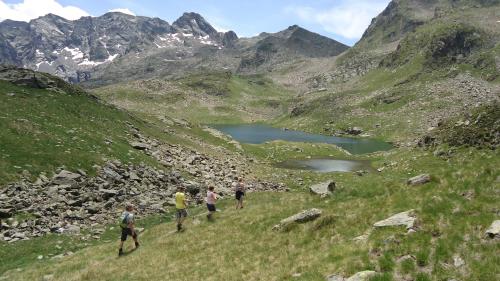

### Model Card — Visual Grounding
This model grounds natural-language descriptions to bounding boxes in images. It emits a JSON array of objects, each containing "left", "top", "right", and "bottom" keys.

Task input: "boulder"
[
  {"left": 52, "top": 170, "right": 81, "bottom": 185},
  {"left": 129, "top": 172, "right": 140, "bottom": 181},
  {"left": 185, "top": 181, "right": 201, "bottom": 195},
  {"left": 100, "top": 189, "right": 119, "bottom": 200},
  {"left": 164, "top": 198, "right": 176, "bottom": 207},
  {"left": 485, "top": 220, "right": 500, "bottom": 238},
  {"left": 102, "top": 167, "right": 122, "bottom": 181},
  {"left": 346, "top": 127, "right": 363, "bottom": 135},
  {"left": 407, "top": 174, "right": 431, "bottom": 186},
  {"left": 67, "top": 199, "right": 83, "bottom": 207},
  {"left": 273, "top": 208, "right": 322, "bottom": 230},
  {"left": 130, "top": 142, "right": 150, "bottom": 150},
  {"left": 346, "top": 271, "right": 377, "bottom": 281},
  {"left": 66, "top": 225, "right": 81, "bottom": 235},
  {"left": 373, "top": 210, "right": 416, "bottom": 230},
  {"left": 0, "top": 208, "right": 13, "bottom": 219},
  {"left": 310, "top": 181, "right": 336, "bottom": 196},
  {"left": 453, "top": 254, "right": 465, "bottom": 268},
  {"left": 85, "top": 205, "right": 99, "bottom": 214},
  {"left": 326, "top": 274, "right": 345, "bottom": 281}
]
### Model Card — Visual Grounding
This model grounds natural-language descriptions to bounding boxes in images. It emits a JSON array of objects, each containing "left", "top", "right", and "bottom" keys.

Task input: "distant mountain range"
[{"left": 0, "top": 12, "right": 348, "bottom": 84}]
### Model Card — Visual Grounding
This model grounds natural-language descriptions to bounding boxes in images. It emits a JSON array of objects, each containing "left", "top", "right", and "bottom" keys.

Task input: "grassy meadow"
[{"left": 2, "top": 146, "right": 498, "bottom": 281}]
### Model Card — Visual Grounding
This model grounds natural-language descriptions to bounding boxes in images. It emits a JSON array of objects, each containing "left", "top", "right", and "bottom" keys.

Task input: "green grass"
[
  {"left": 95, "top": 73, "right": 293, "bottom": 126},
  {"left": 3, "top": 147, "right": 499, "bottom": 281},
  {"left": 0, "top": 214, "right": 167, "bottom": 274},
  {"left": 0, "top": 81, "right": 167, "bottom": 185}
]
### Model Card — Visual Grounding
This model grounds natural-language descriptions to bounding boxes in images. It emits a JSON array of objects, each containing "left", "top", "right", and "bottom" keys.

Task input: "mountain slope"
[
  {"left": 0, "top": 12, "right": 235, "bottom": 83},
  {"left": 0, "top": 66, "right": 164, "bottom": 184},
  {"left": 3, "top": 146, "right": 499, "bottom": 281},
  {"left": 274, "top": 0, "right": 500, "bottom": 143},
  {"left": 238, "top": 25, "right": 349, "bottom": 73},
  {"left": 0, "top": 11, "right": 350, "bottom": 86}
]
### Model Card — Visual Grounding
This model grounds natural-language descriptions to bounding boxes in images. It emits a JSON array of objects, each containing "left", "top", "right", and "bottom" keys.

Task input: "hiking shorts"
[
  {"left": 176, "top": 209, "right": 188, "bottom": 219},
  {"left": 206, "top": 204, "right": 216, "bottom": 212},
  {"left": 121, "top": 228, "right": 137, "bottom": 241},
  {"left": 235, "top": 190, "right": 245, "bottom": 200}
]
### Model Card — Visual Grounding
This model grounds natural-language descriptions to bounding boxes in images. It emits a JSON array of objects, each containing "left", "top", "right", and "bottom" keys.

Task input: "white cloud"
[
  {"left": 285, "top": 1, "right": 390, "bottom": 40},
  {"left": 0, "top": 0, "right": 89, "bottom": 22},
  {"left": 109, "top": 8, "right": 135, "bottom": 16}
]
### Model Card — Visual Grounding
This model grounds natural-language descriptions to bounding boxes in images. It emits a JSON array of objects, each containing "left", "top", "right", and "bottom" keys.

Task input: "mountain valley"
[{"left": 0, "top": 1, "right": 499, "bottom": 280}]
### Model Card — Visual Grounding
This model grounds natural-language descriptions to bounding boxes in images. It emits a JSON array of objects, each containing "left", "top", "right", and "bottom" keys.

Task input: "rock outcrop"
[
  {"left": 407, "top": 174, "right": 431, "bottom": 186},
  {"left": 485, "top": 220, "right": 500, "bottom": 238},
  {"left": 310, "top": 181, "right": 336, "bottom": 197},
  {"left": 273, "top": 208, "right": 322, "bottom": 230},
  {"left": 373, "top": 210, "right": 416, "bottom": 230}
]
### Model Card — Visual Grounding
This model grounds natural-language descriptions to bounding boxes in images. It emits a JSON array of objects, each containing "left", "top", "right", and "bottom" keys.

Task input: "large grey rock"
[
  {"left": 346, "top": 271, "right": 377, "bottom": 281},
  {"left": 130, "top": 142, "right": 150, "bottom": 150},
  {"left": 310, "top": 181, "right": 336, "bottom": 196},
  {"left": 485, "top": 220, "right": 500, "bottom": 238},
  {"left": 52, "top": 170, "right": 81, "bottom": 185},
  {"left": 273, "top": 208, "right": 322, "bottom": 230},
  {"left": 346, "top": 127, "right": 363, "bottom": 135},
  {"left": 0, "top": 208, "right": 13, "bottom": 219},
  {"left": 66, "top": 225, "right": 81, "bottom": 235},
  {"left": 100, "top": 189, "right": 119, "bottom": 200},
  {"left": 407, "top": 174, "right": 431, "bottom": 185},
  {"left": 326, "top": 274, "right": 345, "bottom": 281},
  {"left": 373, "top": 210, "right": 416, "bottom": 230},
  {"left": 102, "top": 167, "right": 122, "bottom": 181}
]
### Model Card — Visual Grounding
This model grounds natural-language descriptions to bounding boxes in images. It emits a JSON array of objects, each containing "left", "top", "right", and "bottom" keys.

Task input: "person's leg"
[
  {"left": 119, "top": 229, "right": 127, "bottom": 256},
  {"left": 180, "top": 211, "right": 187, "bottom": 225},
  {"left": 236, "top": 192, "right": 241, "bottom": 209},
  {"left": 176, "top": 211, "right": 182, "bottom": 231},
  {"left": 132, "top": 231, "right": 139, "bottom": 248},
  {"left": 119, "top": 240, "right": 124, "bottom": 253},
  {"left": 177, "top": 210, "right": 187, "bottom": 231}
]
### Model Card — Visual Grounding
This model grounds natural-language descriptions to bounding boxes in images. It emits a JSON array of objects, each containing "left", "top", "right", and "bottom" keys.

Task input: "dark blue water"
[{"left": 212, "top": 124, "right": 392, "bottom": 154}]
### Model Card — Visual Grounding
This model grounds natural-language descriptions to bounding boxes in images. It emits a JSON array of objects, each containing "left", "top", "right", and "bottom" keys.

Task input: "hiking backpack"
[{"left": 119, "top": 213, "right": 129, "bottom": 229}]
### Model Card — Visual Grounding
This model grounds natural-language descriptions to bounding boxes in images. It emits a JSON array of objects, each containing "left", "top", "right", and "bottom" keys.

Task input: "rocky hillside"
[
  {"left": 237, "top": 25, "right": 348, "bottom": 73},
  {"left": 273, "top": 0, "right": 500, "bottom": 144},
  {"left": 0, "top": 65, "right": 285, "bottom": 246}
]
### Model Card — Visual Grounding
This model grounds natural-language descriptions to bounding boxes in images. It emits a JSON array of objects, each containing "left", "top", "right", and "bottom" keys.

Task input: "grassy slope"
[
  {"left": 3, "top": 147, "right": 499, "bottom": 281},
  {"left": 0, "top": 80, "right": 167, "bottom": 185},
  {"left": 95, "top": 73, "right": 292, "bottom": 125},
  {"left": 274, "top": 4, "right": 500, "bottom": 143}
]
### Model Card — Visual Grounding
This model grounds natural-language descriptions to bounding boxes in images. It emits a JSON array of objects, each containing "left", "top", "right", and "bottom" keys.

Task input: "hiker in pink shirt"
[{"left": 206, "top": 186, "right": 218, "bottom": 220}]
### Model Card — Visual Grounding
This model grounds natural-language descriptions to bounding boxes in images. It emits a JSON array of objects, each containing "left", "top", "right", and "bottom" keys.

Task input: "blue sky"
[{"left": 0, "top": 0, "right": 391, "bottom": 45}]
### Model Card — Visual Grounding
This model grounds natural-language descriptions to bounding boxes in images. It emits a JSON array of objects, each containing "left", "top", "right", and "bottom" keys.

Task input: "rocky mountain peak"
[
  {"left": 173, "top": 12, "right": 218, "bottom": 37},
  {"left": 222, "top": 30, "right": 238, "bottom": 47}
]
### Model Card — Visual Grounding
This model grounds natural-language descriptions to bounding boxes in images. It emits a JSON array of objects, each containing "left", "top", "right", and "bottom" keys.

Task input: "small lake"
[
  {"left": 212, "top": 124, "right": 392, "bottom": 155},
  {"left": 276, "top": 158, "right": 372, "bottom": 173}
]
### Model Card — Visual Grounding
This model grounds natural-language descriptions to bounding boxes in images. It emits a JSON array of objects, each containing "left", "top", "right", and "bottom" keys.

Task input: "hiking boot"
[
  {"left": 135, "top": 242, "right": 140, "bottom": 248},
  {"left": 118, "top": 249, "right": 124, "bottom": 256},
  {"left": 177, "top": 223, "right": 181, "bottom": 232}
]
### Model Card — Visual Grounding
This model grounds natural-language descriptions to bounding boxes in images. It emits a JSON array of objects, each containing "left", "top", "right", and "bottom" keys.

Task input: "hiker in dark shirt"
[
  {"left": 234, "top": 177, "right": 246, "bottom": 209},
  {"left": 118, "top": 203, "right": 139, "bottom": 256}
]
